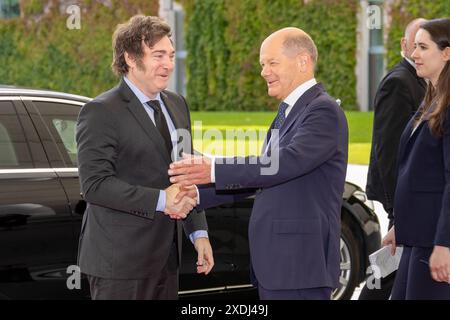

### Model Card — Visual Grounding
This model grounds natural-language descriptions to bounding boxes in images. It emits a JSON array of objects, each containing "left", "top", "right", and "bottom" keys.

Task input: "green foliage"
[
  {"left": 4, "top": 0, "right": 447, "bottom": 110},
  {"left": 0, "top": 0, "right": 158, "bottom": 97},
  {"left": 183, "top": 0, "right": 359, "bottom": 111},
  {"left": 22, "top": 0, "right": 44, "bottom": 16},
  {"left": 386, "top": 0, "right": 450, "bottom": 70}
]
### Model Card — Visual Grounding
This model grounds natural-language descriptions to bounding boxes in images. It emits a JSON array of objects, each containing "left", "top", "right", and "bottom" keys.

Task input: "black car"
[{"left": 0, "top": 87, "right": 381, "bottom": 300}]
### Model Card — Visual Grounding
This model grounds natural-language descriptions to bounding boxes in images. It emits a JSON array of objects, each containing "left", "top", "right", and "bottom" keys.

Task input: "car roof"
[{"left": 0, "top": 85, "right": 91, "bottom": 103}]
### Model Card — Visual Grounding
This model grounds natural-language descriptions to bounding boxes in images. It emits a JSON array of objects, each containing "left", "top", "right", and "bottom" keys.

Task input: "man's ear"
[
  {"left": 297, "top": 54, "right": 308, "bottom": 72},
  {"left": 124, "top": 51, "right": 135, "bottom": 70},
  {"left": 400, "top": 37, "right": 407, "bottom": 54}
]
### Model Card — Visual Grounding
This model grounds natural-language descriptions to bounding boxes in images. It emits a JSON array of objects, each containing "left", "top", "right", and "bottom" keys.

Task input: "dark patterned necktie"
[
  {"left": 264, "top": 102, "right": 289, "bottom": 151},
  {"left": 272, "top": 102, "right": 289, "bottom": 129},
  {"left": 146, "top": 100, "right": 172, "bottom": 155}
]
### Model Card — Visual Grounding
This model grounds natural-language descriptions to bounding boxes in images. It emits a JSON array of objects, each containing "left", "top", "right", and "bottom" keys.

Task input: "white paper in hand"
[{"left": 369, "top": 245, "right": 403, "bottom": 278}]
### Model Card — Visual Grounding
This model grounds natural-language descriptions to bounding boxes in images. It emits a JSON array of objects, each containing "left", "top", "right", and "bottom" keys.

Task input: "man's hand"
[
  {"left": 194, "top": 237, "right": 214, "bottom": 275},
  {"left": 175, "top": 184, "right": 198, "bottom": 204},
  {"left": 168, "top": 153, "right": 212, "bottom": 186},
  {"left": 164, "top": 184, "right": 196, "bottom": 220}
]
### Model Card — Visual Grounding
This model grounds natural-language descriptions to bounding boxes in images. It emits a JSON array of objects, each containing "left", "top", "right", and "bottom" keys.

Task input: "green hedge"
[
  {"left": 3, "top": 1, "right": 447, "bottom": 108},
  {"left": 386, "top": 0, "right": 450, "bottom": 70},
  {"left": 0, "top": 0, "right": 158, "bottom": 98},
  {"left": 182, "top": 0, "right": 359, "bottom": 111}
]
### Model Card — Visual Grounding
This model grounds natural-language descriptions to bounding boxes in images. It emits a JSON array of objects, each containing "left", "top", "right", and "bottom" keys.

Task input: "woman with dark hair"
[{"left": 383, "top": 18, "right": 450, "bottom": 299}]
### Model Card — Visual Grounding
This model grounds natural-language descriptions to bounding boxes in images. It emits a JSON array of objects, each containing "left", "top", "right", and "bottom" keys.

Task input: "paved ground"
[{"left": 346, "top": 164, "right": 389, "bottom": 300}]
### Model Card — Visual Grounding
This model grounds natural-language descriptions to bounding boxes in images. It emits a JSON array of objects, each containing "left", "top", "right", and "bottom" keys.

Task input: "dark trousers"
[
  {"left": 258, "top": 285, "right": 332, "bottom": 300},
  {"left": 391, "top": 246, "right": 450, "bottom": 300},
  {"left": 87, "top": 242, "right": 179, "bottom": 300}
]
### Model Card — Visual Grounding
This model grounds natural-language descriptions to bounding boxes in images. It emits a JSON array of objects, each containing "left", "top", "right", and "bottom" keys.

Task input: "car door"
[
  {"left": 22, "top": 97, "right": 90, "bottom": 299},
  {"left": 0, "top": 98, "right": 77, "bottom": 300}
]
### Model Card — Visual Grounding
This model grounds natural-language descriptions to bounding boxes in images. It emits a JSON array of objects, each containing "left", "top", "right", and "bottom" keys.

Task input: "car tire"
[{"left": 332, "top": 220, "right": 361, "bottom": 300}]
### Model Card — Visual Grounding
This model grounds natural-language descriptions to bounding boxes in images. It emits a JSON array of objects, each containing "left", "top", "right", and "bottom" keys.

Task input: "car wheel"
[{"left": 332, "top": 221, "right": 361, "bottom": 300}]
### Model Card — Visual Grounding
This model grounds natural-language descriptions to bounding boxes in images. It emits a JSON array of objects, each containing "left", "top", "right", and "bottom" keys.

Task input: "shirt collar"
[
  {"left": 284, "top": 78, "right": 317, "bottom": 107},
  {"left": 405, "top": 57, "right": 416, "bottom": 69},
  {"left": 401, "top": 51, "right": 417, "bottom": 69},
  {"left": 123, "top": 76, "right": 161, "bottom": 104}
]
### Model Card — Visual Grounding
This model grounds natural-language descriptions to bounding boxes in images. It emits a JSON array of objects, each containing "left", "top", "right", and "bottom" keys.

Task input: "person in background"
[
  {"left": 383, "top": 18, "right": 450, "bottom": 299},
  {"left": 360, "top": 18, "right": 427, "bottom": 300}
]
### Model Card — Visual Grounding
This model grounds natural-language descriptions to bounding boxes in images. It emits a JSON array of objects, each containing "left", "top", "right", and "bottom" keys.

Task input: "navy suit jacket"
[
  {"left": 199, "top": 83, "right": 348, "bottom": 290},
  {"left": 393, "top": 106, "right": 450, "bottom": 248}
]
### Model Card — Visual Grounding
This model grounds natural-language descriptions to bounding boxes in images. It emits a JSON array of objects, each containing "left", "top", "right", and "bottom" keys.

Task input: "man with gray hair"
[
  {"left": 363, "top": 18, "right": 427, "bottom": 300},
  {"left": 168, "top": 27, "right": 348, "bottom": 300}
]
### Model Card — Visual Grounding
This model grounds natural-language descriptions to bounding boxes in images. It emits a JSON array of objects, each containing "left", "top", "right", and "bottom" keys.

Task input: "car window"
[
  {"left": 0, "top": 122, "right": 18, "bottom": 166},
  {"left": 33, "top": 101, "right": 81, "bottom": 167},
  {"left": 0, "top": 101, "right": 33, "bottom": 168},
  {"left": 52, "top": 118, "right": 77, "bottom": 165}
]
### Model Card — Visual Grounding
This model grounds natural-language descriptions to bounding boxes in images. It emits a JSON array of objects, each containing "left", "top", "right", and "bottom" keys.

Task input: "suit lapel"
[
  {"left": 398, "top": 112, "right": 428, "bottom": 163},
  {"left": 397, "top": 117, "right": 415, "bottom": 162},
  {"left": 262, "top": 83, "right": 324, "bottom": 153},
  {"left": 405, "top": 102, "right": 437, "bottom": 143},
  {"left": 160, "top": 91, "right": 185, "bottom": 131},
  {"left": 278, "top": 83, "right": 324, "bottom": 139},
  {"left": 262, "top": 116, "right": 277, "bottom": 153},
  {"left": 160, "top": 91, "right": 193, "bottom": 161},
  {"left": 401, "top": 99, "right": 440, "bottom": 161},
  {"left": 119, "top": 79, "right": 172, "bottom": 164}
]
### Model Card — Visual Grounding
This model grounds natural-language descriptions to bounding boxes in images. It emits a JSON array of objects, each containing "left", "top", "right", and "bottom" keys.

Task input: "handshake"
[
  {"left": 163, "top": 154, "right": 213, "bottom": 220},
  {"left": 163, "top": 184, "right": 198, "bottom": 220}
]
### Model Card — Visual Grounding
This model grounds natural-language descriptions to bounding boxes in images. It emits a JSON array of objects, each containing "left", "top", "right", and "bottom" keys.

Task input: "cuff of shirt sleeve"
[
  {"left": 156, "top": 190, "right": 166, "bottom": 212},
  {"left": 189, "top": 230, "right": 209, "bottom": 244}
]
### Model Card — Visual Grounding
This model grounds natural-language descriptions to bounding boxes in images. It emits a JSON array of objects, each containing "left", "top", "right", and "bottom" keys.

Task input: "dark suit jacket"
[
  {"left": 199, "top": 83, "right": 348, "bottom": 290},
  {"left": 394, "top": 107, "right": 450, "bottom": 248},
  {"left": 366, "top": 58, "right": 426, "bottom": 216},
  {"left": 76, "top": 79, "right": 208, "bottom": 279}
]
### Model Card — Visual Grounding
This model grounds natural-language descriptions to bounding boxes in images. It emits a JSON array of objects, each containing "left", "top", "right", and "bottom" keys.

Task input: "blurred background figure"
[
  {"left": 384, "top": 17, "right": 450, "bottom": 299},
  {"left": 361, "top": 18, "right": 427, "bottom": 300}
]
